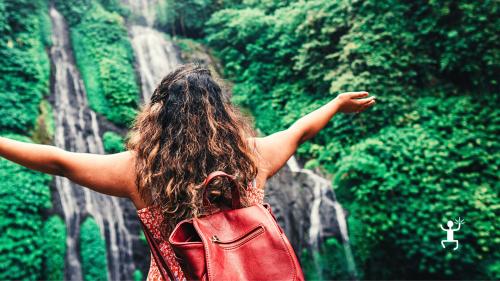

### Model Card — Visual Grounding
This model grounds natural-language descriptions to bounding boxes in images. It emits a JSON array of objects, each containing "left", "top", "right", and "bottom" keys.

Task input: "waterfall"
[
  {"left": 130, "top": 25, "right": 181, "bottom": 103},
  {"left": 121, "top": 0, "right": 161, "bottom": 27},
  {"left": 122, "top": 0, "right": 181, "bottom": 103},
  {"left": 286, "top": 157, "right": 330, "bottom": 246},
  {"left": 333, "top": 202, "right": 358, "bottom": 280},
  {"left": 283, "top": 156, "right": 358, "bottom": 279},
  {"left": 49, "top": 7, "right": 135, "bottom": 280}
]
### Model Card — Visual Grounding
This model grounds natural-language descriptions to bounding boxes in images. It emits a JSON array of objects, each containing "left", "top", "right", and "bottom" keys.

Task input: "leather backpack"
[{"left": 140, "top": 171, "right": 305, "bottom": 281}]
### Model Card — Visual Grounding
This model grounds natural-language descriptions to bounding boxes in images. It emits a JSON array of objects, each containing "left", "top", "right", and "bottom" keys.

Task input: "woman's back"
[{"left": 137, "top": 179, "right": 264, "bottom": 281}]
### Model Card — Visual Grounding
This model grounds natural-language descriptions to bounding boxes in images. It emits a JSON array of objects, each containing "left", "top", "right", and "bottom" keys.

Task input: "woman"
[{"left": 0, "top": 63, "right": 375, "bottom": 280}]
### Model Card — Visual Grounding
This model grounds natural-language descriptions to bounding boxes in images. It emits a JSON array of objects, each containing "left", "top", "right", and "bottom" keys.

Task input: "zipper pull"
[{"left": 211, "top": 235, "right": 220, "bottom": 243}]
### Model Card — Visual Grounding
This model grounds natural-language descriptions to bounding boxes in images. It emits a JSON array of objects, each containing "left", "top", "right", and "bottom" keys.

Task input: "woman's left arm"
[{"left": 0, "top": 136, "right": 135, "bottom": 198}]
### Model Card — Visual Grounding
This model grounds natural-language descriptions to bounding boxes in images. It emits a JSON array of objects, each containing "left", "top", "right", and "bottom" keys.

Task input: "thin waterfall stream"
[
  {"left": 49, "top": 7, "right": 135, "bottom": 280},
  {"left": 130, "top": 25, "right": 181, "bottom": 103},
  {"left": 287, "top": 156, "right": 358, "bottom": 279}
]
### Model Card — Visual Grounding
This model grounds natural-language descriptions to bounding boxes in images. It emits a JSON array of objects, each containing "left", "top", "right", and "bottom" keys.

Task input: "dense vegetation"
[
  {"left": 0, "top": 0, "right": 56, "bottom": 279},
  {"left": 0, "top": 0, "right": 51, "bottom": 135},
  {"left": 80, "top": 217, "right": 109, "bottom": 281},
  {"left": 103, "top": 131, "right": 125, "bottom": 154},
  {"left": 55, "top": 0, "right": 140, "bottom": 127},
  {"left": 42, "top": 215, "right": 67, "bottom": 280},
  {"left": 0, "top": 135, "right": 52, "bottom": 280},
  {"left": 159, "top": 0, "right": 499, "bottom": 279}
]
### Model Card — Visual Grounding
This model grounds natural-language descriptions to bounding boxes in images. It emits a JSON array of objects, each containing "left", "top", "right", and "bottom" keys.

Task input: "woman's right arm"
[{"left": 255, "top": 91, "right": 375, "bottom": 178}]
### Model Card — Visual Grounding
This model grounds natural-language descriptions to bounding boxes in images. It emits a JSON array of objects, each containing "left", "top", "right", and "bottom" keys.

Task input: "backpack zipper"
[{"left": 210, "top": 225, "right": 265, "bottom": 249}]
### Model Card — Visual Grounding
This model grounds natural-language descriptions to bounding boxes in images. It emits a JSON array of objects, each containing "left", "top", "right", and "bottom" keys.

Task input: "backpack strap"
[
  {"left": 201, "top": 171, "right": 242, "bottom": 209},
  {"left": 140, "top": 219, "right": 177, "bottom": 281}
]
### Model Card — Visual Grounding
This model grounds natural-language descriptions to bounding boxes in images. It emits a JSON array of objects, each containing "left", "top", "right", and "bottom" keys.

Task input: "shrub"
[
  {"left": 0, "top": 1, "right": 53, "bottom": 279},
  {"left": 42, "top": 215, "right": 67, "bottom": 281},
  {"left": 0, "top": 134, "right": 52, "bottom": 280},
  {"left": 32, "top": 99, "right": 55, "bottom": 145},
  {"left": 0, "top": 0, "right": 51, "bottom": 135},
  {"left": 103, "top": 131, "right": 124, "bottom": 154},
  {"left": 133, "top": 269, "right": 143, "bottom": 281},
  {"left": 204, "top": 0, "right": 499, "bottom": 279},
  {"left": 300, "top": 238, "right": 351, "bottom": 280},
  {"left": 334, "top": 118, "right": 499, "bottom": 279},
  {"left": 80, "top": 217, "right": 108, "bottom": 281}
]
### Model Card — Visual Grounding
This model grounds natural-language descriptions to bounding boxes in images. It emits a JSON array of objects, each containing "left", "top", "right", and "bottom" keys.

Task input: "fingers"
[
  {"left": 361, "top": 99, "right": 376, "bottom": 111},
  {"left": 347, "top": 91, "right": 369, "bottom": 99},
  {"left": 358, "top": 96, "right": 376, "bottom": 104},
  {"left": 355, "top": 99, "right": 376, "bottom": 113}
]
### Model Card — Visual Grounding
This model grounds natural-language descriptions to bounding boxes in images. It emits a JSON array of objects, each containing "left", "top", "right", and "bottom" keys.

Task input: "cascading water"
[
  {"left": 286, "top": 156, "right": 358, "bottom": 279},
  {"left": 49, "top": 7, "right": 135, "bottom": 280},
  {"left": 121, "top": 0, "right": 161, "bottom": 27},
  {"left": 333, "top": 202, "right": 358, "bottom": 279},
  {"left": 129, "top": 25, "right": 181, "bottom": 103},
  {"left": 123, "top": 0, "right": 181, "bottom": 104}
]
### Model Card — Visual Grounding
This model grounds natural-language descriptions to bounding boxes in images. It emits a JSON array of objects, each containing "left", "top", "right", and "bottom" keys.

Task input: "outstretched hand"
[{"left": 335, "top": 92, "right": 376, "bottom": 114}]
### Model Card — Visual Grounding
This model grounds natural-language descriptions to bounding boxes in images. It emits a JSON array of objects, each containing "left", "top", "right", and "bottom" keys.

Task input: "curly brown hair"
[{"left": 126, "top": 63, "right": 258, "bottom": 238}]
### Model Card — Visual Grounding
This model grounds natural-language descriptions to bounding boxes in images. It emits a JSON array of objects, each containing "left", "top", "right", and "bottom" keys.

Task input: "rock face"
[{"left": 264, "top": 162, "right": 341, "bottom": 257}]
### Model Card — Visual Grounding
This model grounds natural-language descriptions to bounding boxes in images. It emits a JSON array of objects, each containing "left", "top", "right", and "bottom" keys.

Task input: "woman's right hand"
[{"left": 334, "top": 91, "right": 376, "bottom": 114}]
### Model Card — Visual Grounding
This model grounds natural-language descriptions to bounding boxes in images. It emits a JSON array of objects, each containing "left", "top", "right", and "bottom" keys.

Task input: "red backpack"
[{"left": 140, "top": 171, "right": 305, "bottom": 281}]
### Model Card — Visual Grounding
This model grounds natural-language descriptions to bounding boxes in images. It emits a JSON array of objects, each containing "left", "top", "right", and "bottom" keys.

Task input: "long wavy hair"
[{"left": 126, "top": 63, "right": 258, "bottom": 237}]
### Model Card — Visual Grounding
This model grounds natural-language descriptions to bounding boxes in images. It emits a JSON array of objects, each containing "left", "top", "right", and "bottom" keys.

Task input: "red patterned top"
[{"left": 137, "top": 181, "right": 264, "bottom": 281}]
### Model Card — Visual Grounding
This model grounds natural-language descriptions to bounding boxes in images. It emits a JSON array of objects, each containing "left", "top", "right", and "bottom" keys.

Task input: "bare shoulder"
[
  {"left": 247, "top": 129, "right": 298, "bottom": 182},
  {"left": 118, "top": 150, "right": 144, "bottom": 208},
  {"left": 246, "top": 137, "right": 271, "bottom": 190},
  {"left": 110, "top": 150, "right": 139, "bottom": 196}
]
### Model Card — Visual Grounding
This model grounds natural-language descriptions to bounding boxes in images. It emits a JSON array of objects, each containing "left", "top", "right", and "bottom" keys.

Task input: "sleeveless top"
[{"left": 137, "top": 179, "right": 264, "bottom": 281}]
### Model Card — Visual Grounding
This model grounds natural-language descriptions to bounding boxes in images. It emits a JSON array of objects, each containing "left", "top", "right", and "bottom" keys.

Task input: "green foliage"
[
  {"left": 206, "top": 0, "right": 499, "bottom": 150},
  {"left": 38, "top": 0, "right": 52, "bottom": 47},
  {"left": 103, "top": 131, "right": 125, "bottom": 154},
  {"left": 0, "top": 134, "right": 52, "bottom": 280},
  {"left": 0, "top": 0, "right": 51, "bottom": 135},
  {"left": 300, "top": 238, "right": 351, "bottom": 280},
  {"left": 133, "top": 269, "right": 143, "bottom": 281},
  {"left": 156, "top": 0, "right": 221, "bottom": 37},
  {"left": 0, "top": 1, "right": 53, "bottom": 279},
  {"left": 139, "top": 229, "right": 147, "bottom": 245},
  {"left": 98, "top": 0, "right": 130, "bottom": 17},
  {"left": 333, "top": 96, "right": 499, "bottom": 279},
  {"left": 42, "top": 215, "right": 67, "bottom": 281},
  {"left": 32, "top": 99, "right": 55, "bottom": 145},
  {"left": 203, "top": 0, "right": 499, "bottom": 279},
  {"left": 80, "top": 217, "right": 109, "bottom": 281},
  {"left": 54, "top": 0, "right": 93, "bottom": 26},
  {"left": 57, "top": 0, "right": 140, "bottom": 127}
]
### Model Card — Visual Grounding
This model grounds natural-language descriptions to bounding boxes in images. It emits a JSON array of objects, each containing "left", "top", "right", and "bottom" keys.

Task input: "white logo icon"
[{"left": 440, "top": 217, "right": 464, "bottom": 250}]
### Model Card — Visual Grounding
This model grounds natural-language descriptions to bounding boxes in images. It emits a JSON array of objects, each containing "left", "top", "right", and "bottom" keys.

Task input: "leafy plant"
[
  {"left": 0, "top": 1, "right": 53, "bottom": 279},
  {"left": 42, "top": 215, "right": 67, "bottom": 281},
  {"left": 202, "top": 0, "right": 499, "bottom": 279},
  {"left": 80, "top": 217, "right": 109, "bottom": 281},
  {"left": 0, "top": 134, "right": 52, "bottom": 280},
  {"left": 103, "top": 131, "right": 124, "bottom": 154}
]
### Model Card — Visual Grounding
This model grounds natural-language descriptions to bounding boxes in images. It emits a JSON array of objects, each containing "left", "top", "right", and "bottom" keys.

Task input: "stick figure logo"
[{"left": 440, "top": 217, "right": 465, "bottom": 250}]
